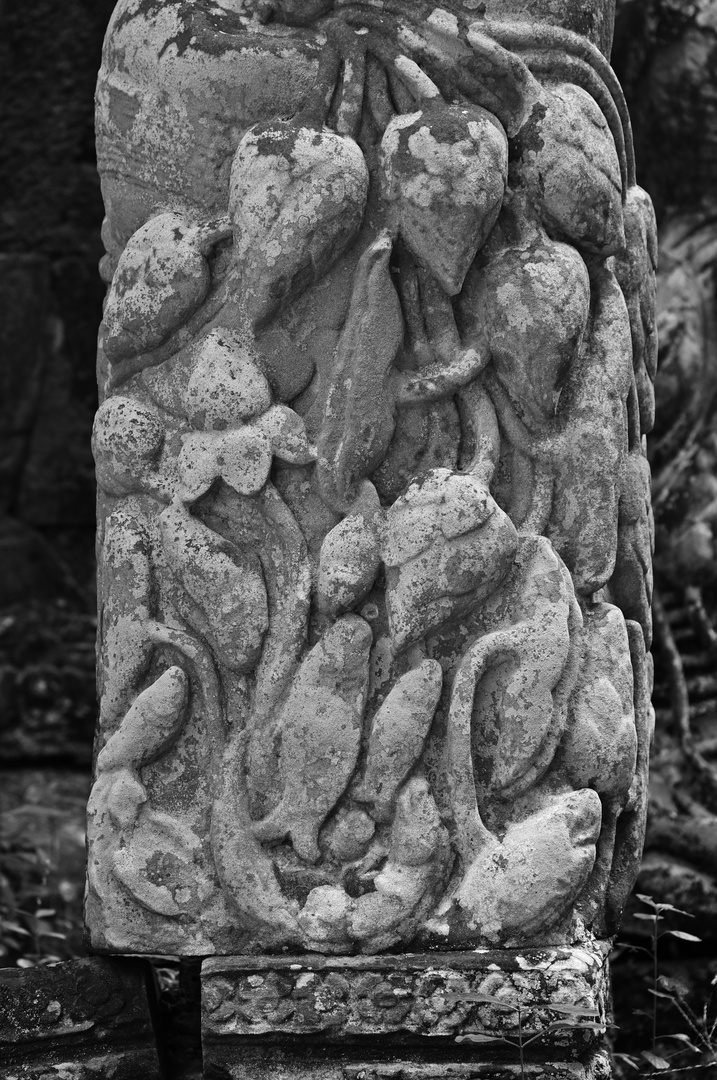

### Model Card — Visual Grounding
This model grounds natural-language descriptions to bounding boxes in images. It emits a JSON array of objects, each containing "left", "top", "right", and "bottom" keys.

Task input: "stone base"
[
  {"left": 203, "top": 1044, "right": 611, "bottom": 1080},
  {"left": 0, "top": 957, "right": 161, "bottom": 1080},
  {"left": 201, "top": 948, "right": 611, "bottom": 1080}
]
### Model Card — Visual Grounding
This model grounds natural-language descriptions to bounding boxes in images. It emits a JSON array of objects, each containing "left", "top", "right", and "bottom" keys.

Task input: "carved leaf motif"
[
  {"left": 230, "top": 121, "right": 368, "bottom": 329},
  {"left": 469, "top": 234, "right": 590, "bottom": 425},
  {"left": 383, "top": 469, "right": 518, "bottom": 653},
  {"left": 178, "top": 407, "right": 314, "bottom": 503},
  {"left": 178, "top": 429, "right": 273, "bottom": 501},
  {"left": 177, "top": 431, "right": 231, "bottom": 503},
  {"left": 251, "top": 615, "right": 372, "bottom": 863},
  {"left": 252, "top": 405, "right": 316, "bottom": 465},
  {"left": 607, "top": 451, "right": 654, "bottom": 646},
  {"left": 614, "top": 186, "right": 658, "bottom": 433},
  {"left": 513, "top": 84, "right": 624, "bottom": 255},
  {"left": 211, "top": 729, "right": 301, "bottom": 943},
  {"left": 298, "top": 777, "right": 449, "bottom": 951},
  {"left": 348, "top": 776, "right": 449, "bottom": 950},
  {"left": 99, "top": 511, "right": 155, "bottom": 729},
  {"left": 445, "top": 537, "right": 576, "bottom": 815},
  {"left": 317, "top": 498, "right": 382, "bottom": 618},
  {"left": 562, "top": 603, "right": 637, "bottom": 804},
  {"left": 183, "top": 328, "right": 272, "bottom": 430},
  {"left": 102, "top": 769, "right": 147, "bottom": 832},
  {"left": 316, "top": 233, "right": 403, "bottom": 512},
  {"left": 297, "top": 885, "right": 353, "bottom": 946},
  {"left": 379, "top": 102, "right": 507, "bottom": 295},
  {"left": 244, "top": 485, "right": 313, "bottom": 814},
  {"left": 453, "top": 789, "right": 602, "bottom": 941},
  {"left": 354, "top": 661, "right": 443, "bottom": 823},
  {"left": 604, "top": 621, "right": 653, "bottom": 930},
  {"left": 113, "top": 811, "right": 208, "bottom": 918},
  {"left": 371, "top": 404, "right": 433, "bottom": 505},
  {"left": 93, "top": 396, "right": 165, "bottom": 497},
  {"left": 97, "top": 666, "right": 189, "bottom": 773},
  {"left": 321, "top": 807, "right": 375, "bottom": 863},
  {"left": 462, "top": 25, "right": 541, "bottom": 136},
  {"left": 547, "top": 264, "right": 633, "bottom": 595},
  {"left": 160, "top": 502, "right": 269, "bottom": 674},
  {"left": 103, "top": 212, "right": 215, "bottom": 364},
  {"left": 211, "top": 429, "right": 272, "bottom": 497}
]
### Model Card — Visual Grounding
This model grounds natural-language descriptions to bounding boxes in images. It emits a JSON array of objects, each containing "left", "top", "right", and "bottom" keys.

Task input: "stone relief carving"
[
  {"left": 87, "top": 0, "right": 655, "bottom": 961},
  {"left": 201, "top": 948, "right": 608, "bottom": 1042}
]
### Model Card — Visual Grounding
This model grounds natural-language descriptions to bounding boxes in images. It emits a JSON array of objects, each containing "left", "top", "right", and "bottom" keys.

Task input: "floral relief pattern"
[
  {"left": 201, "top": 949, "right": 608, "bottom": 1046},
  {"left": 87, "top": 0, "right": 655, "bottom": 958}
]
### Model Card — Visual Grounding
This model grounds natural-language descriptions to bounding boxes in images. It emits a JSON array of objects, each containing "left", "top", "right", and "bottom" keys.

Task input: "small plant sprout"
[
  {"left": 450, "top": 991, "right": 607, "bottom": 1080},
  {"left": 615, "top": 892, "right": 709, "bottom": 1075}
]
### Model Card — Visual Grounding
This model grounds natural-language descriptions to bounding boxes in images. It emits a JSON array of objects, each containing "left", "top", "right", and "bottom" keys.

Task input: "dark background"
[
  {"left": 0, "top": 0, "right": 116, "bottom": 605},
  {"left": 0, "top": 0, "right": 116, "bottom": 764}
]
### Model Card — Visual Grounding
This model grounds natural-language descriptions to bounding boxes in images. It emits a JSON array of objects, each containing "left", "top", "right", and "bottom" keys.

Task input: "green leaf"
[
  {"left": 654, "top": 903, "right": 694, "bottom": 918},
  {"left": 634, "top": 912, "right": 660, "bottom": 921},
  {"left": 614, "top": 1053, "right": 641, "bottom": 1071},
  {"left": 647, "top": 989, "right": 675, "bottom": 1001},
  {"left": 663, "top": 1033, "right": 700, "bottom": 1052},
  {"left": 455, "top": 1033, "right": 505, "bottom": 1044},
  {"left": 636, "top": 893, "right": 658, "bottom": 907},
  {"left": 662, "top": 930, "right": 701, "bottom": 942},
  {"left": 640, "top": 1051, "right": 670, "bottom": 1070}
]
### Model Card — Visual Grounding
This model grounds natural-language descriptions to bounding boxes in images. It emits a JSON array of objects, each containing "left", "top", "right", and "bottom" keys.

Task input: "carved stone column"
[{"left": 88, "top": 1, "right": 656, "bottom": 1076}]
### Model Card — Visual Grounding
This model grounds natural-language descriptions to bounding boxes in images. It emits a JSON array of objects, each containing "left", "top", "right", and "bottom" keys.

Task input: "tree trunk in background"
[{"left": 613, "top": 0, "right": 717, "bottom": 941}]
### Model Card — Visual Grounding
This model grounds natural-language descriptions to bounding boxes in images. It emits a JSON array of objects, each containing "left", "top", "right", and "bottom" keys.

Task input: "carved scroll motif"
[{"left": 88, "top": 0, "right": 655, "bottom": 957}]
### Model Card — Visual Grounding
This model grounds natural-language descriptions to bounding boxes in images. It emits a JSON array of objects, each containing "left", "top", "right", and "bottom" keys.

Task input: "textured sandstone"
[
  {"left": 89, "top": 1, "right": 654, "bottom": 1074},
  {"left": 0, "top": 957, "right": 160, "bottom": 1080}
]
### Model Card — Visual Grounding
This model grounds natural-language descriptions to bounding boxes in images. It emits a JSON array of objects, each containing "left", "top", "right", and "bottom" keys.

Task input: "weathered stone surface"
[
  {"left": 207, "top": 1054, "right": 609, "bottom": 1080},
  {"left": 88, "top": 8, "right": 654, "bottom": 1053},
  {"left": 202, "top": 949, "right": 608, "bottom": 1042},
  {"left": 202, "top": 949, "right": 610, "bottom": 1080},
  {"left": 203, "top": 1046, "right": 611, "bottom": 1080},
  {"left": 0, "top": 957, "right": 161, "bottom": 1079}
]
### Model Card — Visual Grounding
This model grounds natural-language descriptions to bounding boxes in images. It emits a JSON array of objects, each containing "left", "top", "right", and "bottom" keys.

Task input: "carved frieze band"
[{"left": 201, "top": 948, "right": 608, "bottom": 1050}]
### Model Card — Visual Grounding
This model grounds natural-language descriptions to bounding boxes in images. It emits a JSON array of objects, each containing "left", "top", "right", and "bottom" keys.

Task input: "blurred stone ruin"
[{"left": 614, "top": 0, "right": 717, "bottom": 944}]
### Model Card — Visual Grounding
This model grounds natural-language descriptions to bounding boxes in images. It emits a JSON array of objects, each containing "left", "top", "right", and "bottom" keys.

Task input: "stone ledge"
[
  {"left": 0, "top": 956, "right": 161, "bottom": 1079},
  {"left": 201, "top": 1041, "right": 612, "bottom": 1080},
  {"left": 201, "top": 948, "right": 610, "bottom": 1069}
]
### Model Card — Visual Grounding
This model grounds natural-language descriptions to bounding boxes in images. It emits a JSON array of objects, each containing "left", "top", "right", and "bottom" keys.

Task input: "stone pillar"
[{"left": 88, "top": 2, "right": 656, "bottom": 1076}]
